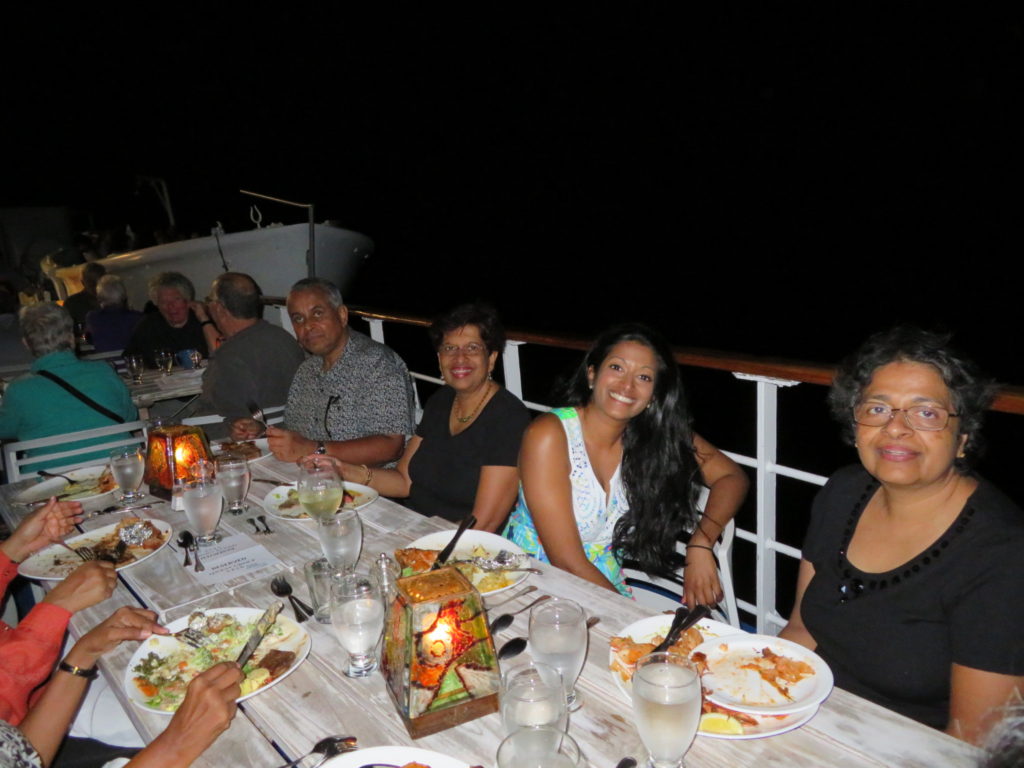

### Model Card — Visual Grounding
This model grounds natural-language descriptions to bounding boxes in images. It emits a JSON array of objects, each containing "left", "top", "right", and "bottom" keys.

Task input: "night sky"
[{"left": 3, "top": 9, "right": 1022, "bottom": 378}]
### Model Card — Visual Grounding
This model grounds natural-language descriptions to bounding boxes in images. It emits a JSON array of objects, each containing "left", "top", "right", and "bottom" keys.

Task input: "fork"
[
  {"left": 171, "top": 627, "right": 206, "bottom": 649},
  {"left": 56, "top": 541, "right": 95, "bottom": 561},
  {"left": 247, "top": 401, "right": 268, "bottom": 435}
]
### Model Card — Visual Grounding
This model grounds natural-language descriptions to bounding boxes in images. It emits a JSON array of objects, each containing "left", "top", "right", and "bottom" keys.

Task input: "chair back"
[{"left": 3, "top": 420, "right": 148, "bottom": 482}]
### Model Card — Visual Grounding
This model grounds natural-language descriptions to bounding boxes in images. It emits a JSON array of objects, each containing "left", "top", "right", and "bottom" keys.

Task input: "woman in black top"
[
  {"left": 329, "top": 303, "right": 530, "bottom": 530},
  {"left": 781, "top": 327, "right": 1024, "bottom": 744}
]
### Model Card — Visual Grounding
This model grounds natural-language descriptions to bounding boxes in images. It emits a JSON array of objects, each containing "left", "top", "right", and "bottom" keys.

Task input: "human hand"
[
  {"left": 63, "top": 606, "right": 167, "bottom": 668},
  {"left": 683, "top": 546, "right": 724, "bottom": 610},
  {"left": 267, "top": 426, "right": 316, "bottom": 463},
  {"left": 1, "top": 498, "right": 83, "bottom": 562},
  {"left": 43, "top": 560, "right": 117, "bottom": 614},
  {"left": 298, "top": 454, "right": 353, "bottom": 481},
  {"left": 230, "top": 418, "right": 264, "bottom": 440},
  {"left": 188, "top": 300, "right": 210, "bottom": 324}
]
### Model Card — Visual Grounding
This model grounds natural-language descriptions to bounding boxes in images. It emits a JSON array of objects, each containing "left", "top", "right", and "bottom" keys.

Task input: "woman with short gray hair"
[{"left": 86, "top": 276, "right": 143, "bottom": 353}]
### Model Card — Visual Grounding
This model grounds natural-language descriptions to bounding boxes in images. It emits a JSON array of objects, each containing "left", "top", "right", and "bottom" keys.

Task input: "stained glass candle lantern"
[
  {"left": 381, "top": 566, "right": 500, "bottom": 738},
  {"left": 143, "top": 423, "right": 212, "bottom": 495}
]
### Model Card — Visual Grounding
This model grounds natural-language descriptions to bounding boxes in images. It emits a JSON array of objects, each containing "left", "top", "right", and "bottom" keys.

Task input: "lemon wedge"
[{"left": 699, "top": 712, "right": 745, "bottom": 735}]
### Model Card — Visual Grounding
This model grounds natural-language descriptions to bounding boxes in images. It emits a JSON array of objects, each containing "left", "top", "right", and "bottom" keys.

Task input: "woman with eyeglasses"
[
  {"left": 323, "top": 303, "right": 530, "bottom": 531},
  {"left": 780, "top": 327, "right": 1024, "bottom": 745}
]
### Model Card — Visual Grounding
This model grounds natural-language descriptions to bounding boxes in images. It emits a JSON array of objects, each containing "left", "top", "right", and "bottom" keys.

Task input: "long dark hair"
[{"left": 563, "top": 323, "right": 702, "bottom": 574}]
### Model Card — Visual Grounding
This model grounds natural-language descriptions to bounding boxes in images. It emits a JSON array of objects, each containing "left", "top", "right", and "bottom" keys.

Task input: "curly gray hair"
[
  {"left": 20, "top": 303, "right": 74, "bottom": 358},
  {"left": 148, "top": 272, "right": 195, "bottom": 303},
  {"left": 96, "top": 275, "right": 128, "bottom": 309}
]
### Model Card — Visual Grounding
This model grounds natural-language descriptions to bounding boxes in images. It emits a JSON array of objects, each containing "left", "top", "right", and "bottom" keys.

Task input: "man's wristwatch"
[{"left": 314, "top": 441, "right": 327, "bottom": 455}]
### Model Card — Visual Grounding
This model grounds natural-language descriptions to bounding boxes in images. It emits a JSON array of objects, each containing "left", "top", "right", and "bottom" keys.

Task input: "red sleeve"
[{"left": 0, "top": 550, "right": 71, "bottom": 725}]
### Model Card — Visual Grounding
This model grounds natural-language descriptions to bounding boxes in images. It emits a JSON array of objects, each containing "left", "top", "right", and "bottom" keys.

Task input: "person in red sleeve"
[{"left": 0, "top": 498, "right": 117, "bottom": 724}]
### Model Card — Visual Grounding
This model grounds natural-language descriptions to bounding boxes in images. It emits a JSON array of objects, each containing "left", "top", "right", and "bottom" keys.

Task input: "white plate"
[
  {"left": 404, "top": 529, "right": 528, "bottom": 595},
  {"left": 15, "top": 465, "right": 116, "bottom": 504},
  {"left": 18, "top": 519, "right": 172, "bottom": 581},
  {"left": 123, "top": 607, "right": 311, "bottom": 714},
  {"left": 261, "top": 482, "right": 379, "bottom": 521},
  {"left": 692, "top": 633, "right": 834, "bottom": 715},
  {"left": 211, "top": 438, "right": 272, "bottom": 463},
  {"left": 608, "top": 615, "right": 818, "bottom": 740},
  {"left": 322, "top": 746, "right": 471, "bottom": 768}
]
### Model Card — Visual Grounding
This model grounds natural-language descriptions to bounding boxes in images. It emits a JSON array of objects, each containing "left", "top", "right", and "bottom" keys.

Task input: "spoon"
[
  {"left": 273, "top": 735, "right": 357, "bottom": 768},
  {"left": 497, "top": 615, "right": 600, "bottom": 661},
  {"left": 489, "top": 594, "right": 551, "bottom": 633},
  {"left": 190, "top": 538, "right": 204, "bottom": 572},
  {"left": 177, "top": 531, "right": 193, "bottom": 567},
  {"left": 257, "top": 514, "right": 274, "bottom": 534},
  {"left": 615, "top": 759, "right": 638, "bottom": 768},
  {"left": 485, "top": 584, "right": 537, "bottom": 609},
  {"left": 247, "top": 519, "right": 263, "bottom": 536},
  {"left": 270, "top": 576, "right": 311, "bottom": 622}
]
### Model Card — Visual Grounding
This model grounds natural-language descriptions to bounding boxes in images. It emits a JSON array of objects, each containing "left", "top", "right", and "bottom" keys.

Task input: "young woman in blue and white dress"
[{"left": 504, "top": 324, "right": 748, "bottom": 606}]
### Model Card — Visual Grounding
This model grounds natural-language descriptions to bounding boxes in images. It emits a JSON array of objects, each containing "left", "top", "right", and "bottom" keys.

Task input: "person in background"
[
  {"left": 84, "top": 276, "right": 143, "bottom": 353},
  {"left": 62, "top": 263, "right": 105, "bottom": 327},
  {"left": 123, "top": 272, "right": 217, "bottom": 367},
  {"left": 780, "top": 327, "right": 1024, "bottom": 744},
  {"left": 231, "top": 278, "right": 414, "bottom": 466},
  {"left": 0, "top": 303, "right": 136, "bottom": 470},
  {"left": 506, "top": 323, "right": 748, "bottom": 606},
  {"left": 181, "top": 273, "right": 305, "bottom": 429},
  {"left": 322, "top": 303, "right": 530, "bottom": 530}
]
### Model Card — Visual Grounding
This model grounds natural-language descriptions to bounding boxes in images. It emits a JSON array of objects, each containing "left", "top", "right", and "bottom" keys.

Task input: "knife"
[
  {"left": 652, "top": 604, "right": 711, "bottom": 653},
  {"left": 235, "top": 602, "right": 284, "bottom": 667},
  {"left": 432, "top": 513, "right": 476, "bottom": 569}
]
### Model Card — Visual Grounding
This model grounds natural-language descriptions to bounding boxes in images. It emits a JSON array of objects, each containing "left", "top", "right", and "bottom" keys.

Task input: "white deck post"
[{"left": 503, "top": 341, "right": 525, "bottom": 400}]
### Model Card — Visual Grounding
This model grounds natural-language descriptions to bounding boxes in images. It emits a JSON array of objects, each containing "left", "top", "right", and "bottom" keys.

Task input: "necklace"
[{"left": 454, "top": 380, "right": 493, "bottom": 424}]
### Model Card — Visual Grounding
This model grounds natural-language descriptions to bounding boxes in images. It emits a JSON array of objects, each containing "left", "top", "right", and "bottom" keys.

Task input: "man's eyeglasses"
[
  {"left": 439, "top": 343, "right": 487, "bottom": 357},
  {"left": 853, "top": 402, "right": 958, "bottom": 431}
]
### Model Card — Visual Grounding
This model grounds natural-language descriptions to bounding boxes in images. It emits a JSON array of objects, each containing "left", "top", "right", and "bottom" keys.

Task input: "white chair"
[
  {"left": 2, "top": 420, "right": 148, "bottom": 482},
  {"left": 182, "top": 405, "right": 285, "bottom": 430}
]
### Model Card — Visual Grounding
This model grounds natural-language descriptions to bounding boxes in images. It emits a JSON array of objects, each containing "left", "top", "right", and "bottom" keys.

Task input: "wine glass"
[
  {"left": 330, "top": 574, "right": 384, "bottom": 677},
  {"left": 500, "top": 661, "right": 567, "bottom": 735},
  {"left": 126, "top": 354, "right": 145, "bottom": 384},
  {"left": 109, "top": 446, "right": 145, "bottom": 503},
  {"left": 182, "top": 476, "right": 223, "bottom": 545},
  {"left": 216, "top": 457, "right": 251, "bottom": 515},
  {"left": 528, "top": 598, "right": 588, "bottom": 711},
  {"left": 296, "top": 459, "right": 344, "bottom": 522},
  {"left": 155, "top": 349, "right": 174, "bottom": 376},
  {"left": 632, "top": 652, "right": 701, "bottom": 768},
  {"left": 496, "top": 726, "right": 582, "bottom": 768},
  {"left": 316, "top": 509, "right": 362, "bottom": 573},
  {"left": 188, "top": 349, "right": 203, "bottom": 369}
]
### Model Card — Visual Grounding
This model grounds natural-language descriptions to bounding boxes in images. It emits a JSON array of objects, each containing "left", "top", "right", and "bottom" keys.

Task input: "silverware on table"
[
  {"left": 177, "top": 531, "right": 193, "bottom": 567},
  {"left": 191, "top": 538, "right": 204, "bottom": 572},
  {"left": 615, "top": 758, "right": 638, "bottom": 768},
  {"left": 38, "top": 469, "right": 74, "bottom": 483},
  {"left": 497, "top": 615, "right": 600, "bottom": 661},
  {"left": 432, "top": 513, "right": 476, "bottom": 569},
  {"left": 272, "top": 736, "right": 358, "bottom": 768},
  {"left": 56, "top": 540, "right": 95, "bottom": 561},
  {"left": 257, "top": 514, "right": 274, "bottom": 534},
  {"left": 652, "top": 605, "right": 710, "bottom": 653},
  {"left": 248, "top": 519, "right": 264, "bottom": 536},
  {"left": 485, "top": 584, "right": 537, "bottom": 609},
  {"left": 489, "top": 594, "right": 551, "bottom": 633},
  {"left": 270, "top": 576, "right": 312, "bottom": 622}
]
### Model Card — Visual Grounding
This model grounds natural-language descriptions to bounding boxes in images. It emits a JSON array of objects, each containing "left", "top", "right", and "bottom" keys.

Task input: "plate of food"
[
  {"left": 322, "top": 746, "right": 474, "bottom": 768},
  {"left": 396, "top": 530, "right": 529, "bottom": 595},
  {"left": 18, "top": 518, "right": 172, "bottom": 580},
  {"left": 211, "top": 438, "right": 271, "bottom": 463},
  {"left": 15, "top": 465, "right": 117, "bottom": 504},
  {"left": 691, "top": 634, "right": 833, "bottom": 716},
  {"left": 124, "top": 607, "right": 311, "bottom": 714},
  {"left": 260, "top": 482, "right": 379, "bottom": 521},
  {"left": 608, "top": 614, "right": 818, "bottom": 739}
]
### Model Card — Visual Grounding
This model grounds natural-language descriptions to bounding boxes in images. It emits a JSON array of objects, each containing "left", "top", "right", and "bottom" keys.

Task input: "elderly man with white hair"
[{"left": 123, "top": 272, "right": 219, "bottom": 367}]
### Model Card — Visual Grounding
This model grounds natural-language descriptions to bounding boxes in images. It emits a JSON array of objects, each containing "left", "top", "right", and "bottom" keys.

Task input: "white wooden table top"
[
  {"left": 1, "top": 457, "right": 981, "bottom": 768},
  {"left": 126, "top": 368, "right": 204, "bottom": 408}
]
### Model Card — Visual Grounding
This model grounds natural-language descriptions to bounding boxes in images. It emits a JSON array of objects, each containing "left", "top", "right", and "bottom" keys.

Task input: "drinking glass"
[
  {"left": 632, "top": 652, "right": 701, "bottom": 768},
  {"left": 316, "top": 509, "right": 362, "bottom": 573},
  {"left": 330, "top": 574, "right": 384, "bottom": 677},
  {"left": 495, "top": 726, "right": 582, "bottom": 768},
  {"left": 303, "top": 557, "right": 336, "bottom": 624},
  {"left": 528, "top": 598, "right": 588, "bottom": 711},
  {"left": 126, "top": 354, "right": 145, "bottom": 384},
  {"left": 188, "top": 349, "right": 203, "bottom": 369},
  {"left": 182, "top": 477, "right": 223, "bottom": 545},
  {"left": 155, "top": 349, "right": 174, "bottom": 375},
  {"left": 296, "top": 459, "right": 344, "bottom": 522},
  {"left": 190, "top": 458, "right": 217, "bottom": 482},
  {"left": 109, "top": 446, "right": 145, "bottom": 503},
  {"left": 216, "top": 457, "right": 251, "bottom": 515},
  {"left": 500, "top": 661, "right": 567, "bottom": 735}
]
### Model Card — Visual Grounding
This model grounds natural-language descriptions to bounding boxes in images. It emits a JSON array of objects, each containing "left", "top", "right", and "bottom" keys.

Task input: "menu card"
[{"left": 191, "top": 532, "right": 282, "bottom": 587}]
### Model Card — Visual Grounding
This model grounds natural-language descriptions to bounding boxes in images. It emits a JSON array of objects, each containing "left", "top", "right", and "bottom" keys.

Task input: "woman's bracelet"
[
  {"left": 361, "top": 464, "right": 374, "bottom": 485},
  {"left": 58, "top": 659, "right": 99, "bottom": 680},
  {"left": 687, "top": 544, "right": 715, "bottom": 553}
]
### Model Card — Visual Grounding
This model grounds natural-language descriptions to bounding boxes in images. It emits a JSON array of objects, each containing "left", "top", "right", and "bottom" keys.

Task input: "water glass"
[
  {"left": 528, "top": 597, "right": 588, "bottom": 711},
  {"left": 500, "top": 661, "right": 567, "bottom": 735},
  {"left": 182, "top": 477, "right": 223, "bottom": 545},
  {"left": 296, "top": 459, "right": 344, "bottom": 522},
  {"left": 126, "top": 354, "right": 145, "bottom": 383},
  {"left": 632, "top": 652, "right": 701, "bottom": 768},
  {"left": 495, "top": 726, "right": 582, "bottom": 768},
  {"left": 316, "top": 509, "right": 362, "bottom": 573},
  {"left": 303, "top": 558, "right": 336, "bottom": 624},
  {"left": 216, "top": 457, "right": 251, "bottom": 515},
  {"left": 330, "top": 574, "right": 384, "bottom": 677},
  {"left": 109, "top": 446, "right": 145, "bottom": 503}
]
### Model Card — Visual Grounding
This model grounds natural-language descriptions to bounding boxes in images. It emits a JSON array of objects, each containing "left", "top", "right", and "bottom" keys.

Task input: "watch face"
[{"left": 315, "top": 442, "right": 327, "bottom": 454}]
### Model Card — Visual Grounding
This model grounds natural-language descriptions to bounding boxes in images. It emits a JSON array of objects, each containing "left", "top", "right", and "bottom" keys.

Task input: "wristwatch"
[{"left": 314, "top": 441, "right": 327, "bottom": 455}]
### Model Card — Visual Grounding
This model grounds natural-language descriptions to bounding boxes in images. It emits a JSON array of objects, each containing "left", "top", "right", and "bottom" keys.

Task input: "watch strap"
[{"left": 58, "top": 660, "right": 99, "bottom": 680}]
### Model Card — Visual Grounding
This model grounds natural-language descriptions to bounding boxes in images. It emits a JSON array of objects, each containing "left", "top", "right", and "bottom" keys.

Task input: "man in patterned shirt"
[{"left": 232, "top": 278, "right": 414, "bottom": 464}]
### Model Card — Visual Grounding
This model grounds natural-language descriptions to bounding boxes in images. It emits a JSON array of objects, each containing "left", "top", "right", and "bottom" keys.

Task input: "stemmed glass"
[
  {"left": 500, "top": 661, "right": 567, "bottom": 734},
  {"left": 296, "top": 458, "right": 344, "bottom": 522},
  {"left": 528, "top": 598, "right": 588, "bottom": 711},
  {"left": 316, "top": 509, "right": 362, "bottom": 573},
  {"left": 126, "top": 354, "right": 145, "bottom": 384},
  {"left": 188, "top": 349, "right": 203, "bottom": 369},
  {"left": 330, "top": 574, "right": 384, "bottom": 677},
  {"left": 495, "top": 726, "right": 582, "bottom": 768},
  {"left": 109, "top": 446, "right": 145, "bottom": 504},
  {"left": 155, "top": 349, "right": 174, "bottom": 376},
  {"left": 182, "top": 476, "right": 223, "bottom": 545},
  {"left": 632, "top": 652, "right": 701, "bottom": 768},
  {"left": 216, "top": 457, "right": 251, "bottom": 515}
]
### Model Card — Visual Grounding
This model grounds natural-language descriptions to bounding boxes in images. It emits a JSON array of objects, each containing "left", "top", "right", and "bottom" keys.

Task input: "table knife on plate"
[{"left": 235, "top": 601, "right": 284, "bottom": 667}]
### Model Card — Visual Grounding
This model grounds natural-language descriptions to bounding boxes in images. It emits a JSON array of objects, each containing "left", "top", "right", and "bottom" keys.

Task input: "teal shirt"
[{"left": 0, "top": 350, "right": 138, "bottom": 470}]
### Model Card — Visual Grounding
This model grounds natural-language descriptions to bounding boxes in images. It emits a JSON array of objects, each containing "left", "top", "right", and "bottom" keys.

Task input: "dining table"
[
  {"left": 0, "top": 448, "right": 983, "bottom": 768},
  {"left": 126, "top": 367, "right": 205, "bottom": 413}
]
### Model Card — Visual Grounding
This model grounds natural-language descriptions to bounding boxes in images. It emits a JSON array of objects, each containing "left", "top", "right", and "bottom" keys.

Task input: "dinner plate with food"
[
  {"left": 260, "top": 482, "right": 379, "bottom": 521},
  {"left": 18, "top": 518, "right": 172, "bottom": 580},
  {"left": 124, "top": 607, "right": 311, "bottom": 714},
  {"left": 211, "top": 438, "right": 271, "bottom": 463},
  {"left": 15, "top": 465, "right": 118, "bottom": 504},
  {"left": 322, "top": 746, "right": 474, "bottom": 768},
  {"left": 690, "top": 634, "right": 833, "bottom": 716},
  {"left": 396, "top": 530, "right": 529, "bottom": 595},
  {"left": 608, "top": 614, "right": 819, "bottom": 739}
]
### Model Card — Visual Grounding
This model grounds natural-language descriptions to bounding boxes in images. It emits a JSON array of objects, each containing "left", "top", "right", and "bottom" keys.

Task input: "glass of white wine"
[
  {"left": 126, "top": 354, "right": 145, "bottom": 384},
  {"left": 155, "top": 349, "right": 174, "bottom": 376},
  {"left": 632, "top": 651, "right": 701, "bottom": 768},
  {"left": 296, "top": 459, "right": 344, "bottom": 522},
  {"left": 110, "top": 446, "right": 145, "bottom": 503}
]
